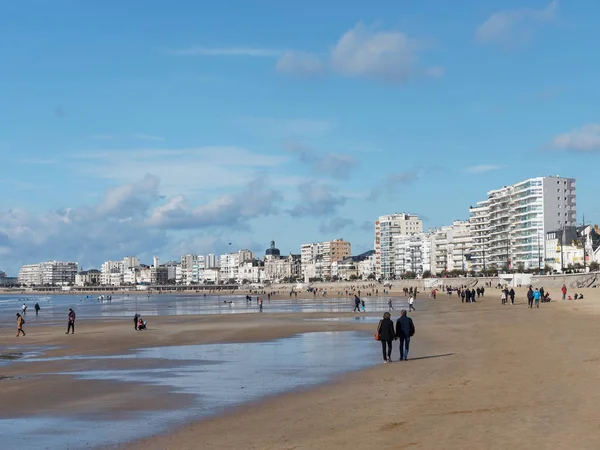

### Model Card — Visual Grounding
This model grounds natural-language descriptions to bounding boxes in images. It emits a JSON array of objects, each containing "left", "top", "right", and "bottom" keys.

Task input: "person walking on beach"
[
  {"left": 561, "top": 284, "right": 567, "bottom": 301},
  {"left": 259, "top": 298, "right": 263, "bottom": 312},
  {"left": 34, "top": 303, "right": 40, "bottom": 315},
  {"left": 361, "top": 299, "right": 366, "bottom": 312},
  {"left": 408, "top": 296, "right": 415, "bottom": 312},
  {"left": 16, "top": 313, "right": 26, "bottom": 337},
  {"left": 396, "top": 310, "right": 415, "bottom": 361},
  {"left": 66, "top": 308, "right": 76, "bottom": 334},
  {"left": 527, "top": 287, "right": 534, "bottom": 309},
  {"left": 509, "top": 288, "right": 515, "bottom": 305},
  {"left": 134, "top": 313, "right": 139, "bottom": 331},
  {"left": 377, "top": 312, "right": 396, "bottom": 363},
  {"left": 533, "top": 288, "right": 541, "bottom": 309},
  {"left": 21, "top": 303, "right": 27, "bottom": 315},
  {"left": 353, "top": 295, "right": 361, "bottom": 312},
  {"left": 388, "top": 299, "right": 394, "bottom": 311}
]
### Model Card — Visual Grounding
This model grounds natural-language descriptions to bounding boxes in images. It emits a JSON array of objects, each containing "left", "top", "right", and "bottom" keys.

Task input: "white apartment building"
[
  {"left": 219, "top": 250, "right": 255, "bottom": 283},
  {"left": 122, "top": 256, "right": 140, "bottom": 270},
  {"left": 205, "top": 254, "right": 218, "bottom": 268},
  {"left": 180, "top": 254, "right": 205, "bottom": 285},
  {"left": 18, "top": 261, "right": 79, "bottom": 286},
  {"left": 428, "top": 221, "right": 474, "bottom": 274},
  {"left": 101, "top": 260, "right": 124, "bottom": 285},
  {"left": 375, "top": 213, "right": 423, "bottom": 279},
  {"left": 469, "top": 176, "right": 576, "bottom": 271},
  {"left": 301, "top": 243, "right": 323, "bottom": 280},
  {"left": 394, "top": 233, "right": 433, "bottom": 276}
]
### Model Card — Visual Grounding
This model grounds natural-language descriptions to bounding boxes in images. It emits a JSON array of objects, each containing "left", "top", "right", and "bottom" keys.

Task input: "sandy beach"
[{"left": 2, "top": 286, "right": 600, "bottom": 449}]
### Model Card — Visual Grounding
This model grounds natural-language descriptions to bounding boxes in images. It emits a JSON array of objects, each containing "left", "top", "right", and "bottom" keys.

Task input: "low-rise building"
[{"left": 75, "top": 269, "right": 101, "bottom": 287}]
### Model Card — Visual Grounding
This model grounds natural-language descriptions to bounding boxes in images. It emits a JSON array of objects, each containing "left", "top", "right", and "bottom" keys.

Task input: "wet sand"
[
  {"left": 123, "top": 287, "right": 600, "bottom": 450},
  {"left": 2, "top": 287, "right": 600, "bottom": 449}
]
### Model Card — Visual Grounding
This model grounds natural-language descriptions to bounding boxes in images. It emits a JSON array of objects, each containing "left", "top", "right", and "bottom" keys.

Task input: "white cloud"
[
  {"left": 547, "top": 124, "right": 600, "bottom": 152},
  {"left": 147, "top": 179, "right": 282, "bottom": 230},
  {"left": 0, "top": 175, "right": 284, "bottom": 274},
  {"left": 167, "top": 46, "right": 283, "bottom": 57},
  {"left": 475, "top": 1, "right": 558, "bottom": 47},
  {"left": 465, "top": 164, "right": 504, "bottom": 174},
  {"left": 276, "top": 51, "right": 326, "bottom": 75},
  {"left": 276, "top": 22, "right": 441, "bottom": 83}
]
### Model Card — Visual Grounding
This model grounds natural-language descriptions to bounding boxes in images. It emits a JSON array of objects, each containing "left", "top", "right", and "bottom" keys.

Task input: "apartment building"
[
  {"left": 469, "top": 176, "right": 576, "bottom": 271},
  {"left": 18, "top": 261, "right": 79, "bottom": 286},
  {"left": 101, "top": 260, "right": 124, "bottom": 285},
  {"left": 219, "top": 250, "right": 255, "bottom": 283},
  {"left": 375, "top": 213, "right": 423, "bottom": 279},
  {"left": 301, "top": 239, "right": 351, "bottom": 281},
  {"left": 394, "top": 233, "right": 433, "bottom": 276},
  {"left": 122, "top": 256, "right": 140, "bottom": 270}
]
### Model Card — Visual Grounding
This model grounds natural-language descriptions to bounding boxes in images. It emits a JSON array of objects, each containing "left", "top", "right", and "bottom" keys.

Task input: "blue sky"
[{"left": 1, "top": 0, "right": 600, "bottom": 274}]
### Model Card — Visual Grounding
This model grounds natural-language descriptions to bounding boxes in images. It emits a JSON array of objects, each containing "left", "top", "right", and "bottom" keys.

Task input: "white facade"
[
  {"left": 394, "top": 233, "right": 433, "bottom": 276},
  {"left": 205, "top": 254, "right": 218, "bottom": 268},
  {"left": 101, "top": 261, "right": 123, "bottom": 285},
  {"left": 122, "top": 256, "right": 140, "bottom": 270},
  {"left": 18, "top": 261, "right": 79, "bottom": 286},
  {"left": 181, "top": 254, "right": 203, "bottom": 285},
  {"left": 469, "top": 176, "right": 577, "bottom": 271},
  {"left": 238, "top": 262, "right": 264, "bottom": 283},
  {"left": 375, "top": 213, "right": 423, "bottom": 279}
]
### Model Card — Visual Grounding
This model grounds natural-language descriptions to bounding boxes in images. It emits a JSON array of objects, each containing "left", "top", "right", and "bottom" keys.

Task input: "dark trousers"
[
  {"left": 67, "top": 322, "right": 75, "bottom": 334},
  {"left": 528, "top": 298, "right": 533, "bottom": 308},
  {"left": 381, "top": 340, "right": 392, "bottom": 361},
  {"left": 399, "top": 335, "right": 411, "bottom": 359},
  {"left": 353, "top": 304, "right": 360, "bottom": 312},
  {"left": 409, "top": 304, "right": 415, "bottom": 311}
]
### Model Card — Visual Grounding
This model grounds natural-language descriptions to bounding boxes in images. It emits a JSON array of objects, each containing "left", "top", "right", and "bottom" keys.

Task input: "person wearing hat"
[{"left": 66, "top": 308, "right": 76, "bottom": 334}]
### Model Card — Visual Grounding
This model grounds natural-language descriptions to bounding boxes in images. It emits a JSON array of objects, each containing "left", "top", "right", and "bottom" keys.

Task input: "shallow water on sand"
[
  {"left": 0, "top": 331, "right": 380, "bottom": 449},
  {"left": 0, "top": 293, "right": 415, "bottom": 324}
]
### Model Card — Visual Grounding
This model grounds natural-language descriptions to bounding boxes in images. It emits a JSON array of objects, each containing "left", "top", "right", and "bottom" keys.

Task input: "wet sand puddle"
[{"left": 0, "top": 331, "right": 379, "bottom": 449}]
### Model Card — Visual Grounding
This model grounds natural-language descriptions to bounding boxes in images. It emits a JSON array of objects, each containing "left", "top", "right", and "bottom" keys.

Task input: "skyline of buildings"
[{"left": 6, "top": 176, "right": 599, "bottom": 285}]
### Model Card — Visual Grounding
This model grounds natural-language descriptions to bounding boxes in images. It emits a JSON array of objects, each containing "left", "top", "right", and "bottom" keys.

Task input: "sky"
[{"left": 1, "top": 0, "right": 600, "bottom": 275}]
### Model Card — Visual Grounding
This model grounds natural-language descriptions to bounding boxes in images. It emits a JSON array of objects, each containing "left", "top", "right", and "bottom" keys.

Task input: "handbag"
[{"left": 374, "top": 320, "right": 382, "bottom": 341}]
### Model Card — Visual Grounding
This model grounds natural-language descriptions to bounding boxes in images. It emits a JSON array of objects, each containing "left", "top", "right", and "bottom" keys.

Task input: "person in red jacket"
[{"left": 561, "top": 284, "right": 567, "bottom": 301}]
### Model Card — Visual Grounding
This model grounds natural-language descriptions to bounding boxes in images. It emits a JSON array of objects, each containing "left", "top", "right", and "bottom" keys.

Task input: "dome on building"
[{"left": 265, "top": 240, "right": 281, "bottom": 257}]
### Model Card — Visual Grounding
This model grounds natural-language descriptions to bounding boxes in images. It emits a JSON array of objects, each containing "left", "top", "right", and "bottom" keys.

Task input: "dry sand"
[{"left": 3, "top": 287, "right": 600, "bottom": 449}]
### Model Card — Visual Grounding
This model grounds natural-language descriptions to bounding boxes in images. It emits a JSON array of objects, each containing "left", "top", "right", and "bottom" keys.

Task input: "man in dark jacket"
[
  {"left": 527, "top": 287, "right": 534, "bottom": 308},
  {"left": 509, "top": 288, "right": 515, "bottom": 305},
  {"left": 396, "top": 310, "right": 415, "bottom": 361},
  {"left": 66, "top": 308, "right": 76, "bottom": 334}
]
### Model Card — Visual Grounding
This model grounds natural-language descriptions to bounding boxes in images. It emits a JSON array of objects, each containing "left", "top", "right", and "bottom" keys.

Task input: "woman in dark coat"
[{"left": 378, "top": 312, "right": 396, "bottom": 363}]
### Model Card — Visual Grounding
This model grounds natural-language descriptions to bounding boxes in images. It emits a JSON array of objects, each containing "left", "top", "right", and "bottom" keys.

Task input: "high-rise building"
[
  {"left": 205, "top": 254, "right": 218, "bottom": 268},
  {"left": 469, "top": 176, "right": 576, "bottom": 271},
  {"left": 375, "top": 213, "right": 423, "bottom": 279}
]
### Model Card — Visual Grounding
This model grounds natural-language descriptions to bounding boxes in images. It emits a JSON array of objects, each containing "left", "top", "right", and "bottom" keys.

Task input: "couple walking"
[{"left": 377, "top": 310, "right": 415, "bottom": 363}]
